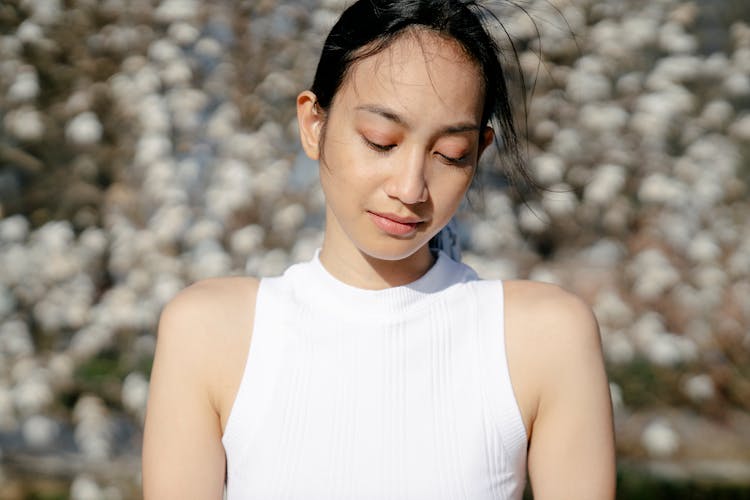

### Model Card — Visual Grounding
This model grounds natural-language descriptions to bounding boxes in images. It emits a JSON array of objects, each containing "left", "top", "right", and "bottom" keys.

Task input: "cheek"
[
  {"left": 318, "top": 147, "right": 380, "bottom": 203},
  {"left": 439, "top": 164, "right": 475, "bottom": 190},
  {"left": 431, "top": 171, "right": 474, "bottom": 211},
  {"left": 322, "top": 137, "right": 384, "bottom": 181}
]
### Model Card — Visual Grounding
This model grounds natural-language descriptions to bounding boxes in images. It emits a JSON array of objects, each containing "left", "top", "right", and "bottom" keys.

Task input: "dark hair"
[{"left": 310, "top": 0, "right": 533, "bottom": 191}]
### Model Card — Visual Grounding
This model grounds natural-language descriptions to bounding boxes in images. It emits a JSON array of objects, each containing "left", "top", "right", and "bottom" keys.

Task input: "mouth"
[{"left": 367, "top": 211, "right": 424, "bottom": 237}]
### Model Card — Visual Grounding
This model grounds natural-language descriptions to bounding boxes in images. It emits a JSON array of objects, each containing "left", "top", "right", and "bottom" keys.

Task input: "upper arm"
[
  {"left": 142, "top": 278, "right": 258, "bottom": 500},
  {"left": 507, "top": 282, "right": 616, "bottom": 500}
]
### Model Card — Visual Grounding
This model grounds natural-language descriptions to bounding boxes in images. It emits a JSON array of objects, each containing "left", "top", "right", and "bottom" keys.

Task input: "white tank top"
[{"left": 222, "top": 250, "right": 528, "bottom": 499}]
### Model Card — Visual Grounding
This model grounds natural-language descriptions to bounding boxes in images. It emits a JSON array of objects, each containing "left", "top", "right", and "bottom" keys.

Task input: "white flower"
[
  {"left": 188, "top": 240, "right": 232, "bottom": 281},
  {"left": 659, "top": 22, "right": 697, "bottom": 54},
  {"left": 122, "top": 372, "right": 149, "bottom": 418},
  {"left": 603, "top": 331, "right": 635, "bottom": 365},
  {"left": 22, "top": 415, "right": 59, "bottom": 449},
  {"left": 21, "top": 0, "right": 62, "bottom": 25},
  {"left": 642, "top": 419, "right": 680, "bottom": 458},
  {"left": 725, "top": 71, "right": 750, "bottom": 97},
  {"left": 66, "top": 112, "right": 103, "bottom": 146},
  {"left": 272, "top": 203, "right": 306, "bottom": 239},
  {"left": 231, "top": 225, "right": 266, "bottom": 257},
  {"left": 154, "top": 0, "right": 199, "bottom": 23},
  {"left": 517, "top": 202, "right": 549, "bottom": 235},
  {"left": 168, "top": 22, "right": 201, "bottom": 46},
  {"left": 0, "top": 215, "right": 29, "bottom": 243},
  {"left": 148, "top": 38, "right": 181, "bottom": 63},
  {"left": 638, "top": 173, "right": 688, "bottom": 207},
  {"left": 700, "top": 100, "right": 734, "bottom": 129},
  {"left": 73, "top": 395, "right": 113, "bottom": 460},
  {"left": 579, "top": 103, "right": 629, "bottom": 133},
  {"left": 729, "top": 114, "right": 750, "bottom": 142},
  {"left": 4, "top": 106, "right": 44, "bottom": 141},
  {"left": 7, "top": 67, "right": 39, "bottom": 102},
  {"left": 161, "top": 59, "right": 192, "bottom": 87},
  {"left": 584, "top": 164, "right": 626, "bottom": 206},
  {"left": 13, "top": 376, "right": 53, "bottom": 416},
  {"left": 183, "top": 218, "right": 224, "bottom": 248},
  {"left": 531, "top": 154, "right": 565, "bottom": 186},
  {"left": 566, "top": 70, "right": 611, "bottom": 103},
  {"left": 687, "top": 233, "right": 722, "bottom": 263},
  {"left": 0, "top": 319, "right": 32, "bottom": 357},
  {"left": 594, "top": 290, "right": 634, "bottom": 330},
  {"left": 682, "top": 374, "right": 715, "bottom": 403},
  {"left": 16, "top": 20, "right": 43, "bottom": 44},
  {"left": 70, "top": 475, "right": 102, "bottom": 500},
  {"left": 646, "top": 333, "right": 697, "bottom": 366},
  {"left": 541, "top": 184, "right": 578, "bottom": 218}
]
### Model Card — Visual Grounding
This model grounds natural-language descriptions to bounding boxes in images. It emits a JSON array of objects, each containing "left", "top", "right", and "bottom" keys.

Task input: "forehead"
[{"left": 334, "top": 30, "right": 485, "bottom": 121}]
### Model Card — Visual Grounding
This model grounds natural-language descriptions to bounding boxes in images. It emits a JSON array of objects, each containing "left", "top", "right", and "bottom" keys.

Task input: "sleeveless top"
[{"left": 221, "top": 250, "right": 528, "bottom": 500}]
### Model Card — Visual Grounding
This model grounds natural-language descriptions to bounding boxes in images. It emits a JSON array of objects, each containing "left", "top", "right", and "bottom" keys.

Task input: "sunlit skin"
[
  {"left": 142, "top": 28, "right": 615, "bottom": 500},
  {"left": 297, "top": 29, "right": 493, "bottom": 289}
]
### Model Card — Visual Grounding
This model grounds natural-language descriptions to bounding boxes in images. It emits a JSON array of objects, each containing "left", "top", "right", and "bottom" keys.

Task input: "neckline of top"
[{"left": 285, "top": 248, "right": 475, "bottom": 319}]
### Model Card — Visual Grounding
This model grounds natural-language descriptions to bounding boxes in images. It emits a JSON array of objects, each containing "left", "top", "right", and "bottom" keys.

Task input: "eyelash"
[
  {"left": 439, "top": 153, "right": 468, "bottom": 166},
  {"left": 363, "top": 138, "right": 395, "bottom": 155},
  {"left": 362, "top": 136, "right": 468, "bottom": 165}
]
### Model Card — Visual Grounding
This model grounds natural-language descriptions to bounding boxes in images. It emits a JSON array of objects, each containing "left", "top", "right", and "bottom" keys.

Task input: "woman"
[{"left": 142, "top": 1, "right": 616, "bottom": 499}]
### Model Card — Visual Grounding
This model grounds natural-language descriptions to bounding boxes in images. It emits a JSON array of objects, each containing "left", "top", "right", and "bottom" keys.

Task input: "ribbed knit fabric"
[{"left": 222, "top": 250, "right": 528, "bottom": 500}]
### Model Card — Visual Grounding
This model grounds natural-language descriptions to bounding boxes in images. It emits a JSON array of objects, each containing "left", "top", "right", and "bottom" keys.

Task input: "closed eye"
[
  {"left": 437, "top": 152, "right": 469, "bottom": 165},
  {"left": 362, "top": 136, "right": 396, "bottom": 154}
]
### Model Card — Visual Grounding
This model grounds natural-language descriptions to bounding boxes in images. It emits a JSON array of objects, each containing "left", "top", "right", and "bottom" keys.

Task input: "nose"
[{"left": 383, "top": 148, "right": 429, "bottom": 205}]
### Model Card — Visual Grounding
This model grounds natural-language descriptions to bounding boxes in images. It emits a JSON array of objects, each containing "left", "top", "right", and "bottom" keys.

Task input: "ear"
[
  {"left": 297, "top": 90, "right": 325, "bottom": 160},
  {"left": 478, "top": 126, "right": 494, "bottom": 158}
]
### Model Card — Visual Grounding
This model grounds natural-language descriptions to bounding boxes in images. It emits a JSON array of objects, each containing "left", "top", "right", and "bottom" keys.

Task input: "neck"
[{"left": 319, "top": 240, "right": 436, "bottom": 291}]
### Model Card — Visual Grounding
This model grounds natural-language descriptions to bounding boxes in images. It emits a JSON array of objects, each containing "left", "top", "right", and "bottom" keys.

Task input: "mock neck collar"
[{"left": 286, "top": 248, "right": 476, "bottom": 320}]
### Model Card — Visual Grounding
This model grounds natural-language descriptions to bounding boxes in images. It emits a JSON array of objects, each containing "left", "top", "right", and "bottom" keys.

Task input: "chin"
[{"left": 356, "top": 237, "right": 432, "bottom": 262}]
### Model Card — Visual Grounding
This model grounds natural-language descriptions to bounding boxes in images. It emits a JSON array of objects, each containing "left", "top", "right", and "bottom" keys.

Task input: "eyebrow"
[{"left": 355, "top": 104, "right": 480, "bottom": 136}]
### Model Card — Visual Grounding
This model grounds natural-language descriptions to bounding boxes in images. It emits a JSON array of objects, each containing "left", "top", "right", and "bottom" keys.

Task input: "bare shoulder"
[
  {"left": 158, "top": 276, "right": 261, "bottom": 344},
  {"left": 161, "top": 276, "right": 260, "bottom": 323},
  {"left": 154, "top": 276, "right": 261, "bottom": 419},
  {"left": 502, "top": 279, "right": 602, "bottom": 375},
  {"left": 157, "top": 274, "right": 261, "bottom": 360},
  {"left": 502, "top": 280, "right": 604, "bottom": 434},
  {"left": 503, "top": 279, "right": 600, "bottom": 345}
]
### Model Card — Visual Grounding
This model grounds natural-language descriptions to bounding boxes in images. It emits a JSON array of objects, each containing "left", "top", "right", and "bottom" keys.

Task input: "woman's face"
[{"left": 298, "top": 30, "right": 492, "bottom": 264}]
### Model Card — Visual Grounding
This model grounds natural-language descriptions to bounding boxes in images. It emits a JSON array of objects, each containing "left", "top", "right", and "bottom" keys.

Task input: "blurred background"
[{"left": 0, "top": 0, "right": 749, "bottom": 498}]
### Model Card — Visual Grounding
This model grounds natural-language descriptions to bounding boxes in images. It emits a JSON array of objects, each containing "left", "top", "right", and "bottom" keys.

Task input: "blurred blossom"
[
  {"left": 729, "top": 114, "right": 750, "bottom": 142},
  {"left": 0, "top": 0, "right": 748, "bottom": 492},
  {"left": 7, "top": 66, "right": 39, "bottom": 102},
  {"left": 517, "top": 202, "right": 549, "bottom": 235},
  {"left": 70, "top": 475, "right": 102, "bottom": 500},
  {"left": 682, "top": 374, "right": 716, "bottom": 404},
  {"left": 0, "top": 320, "right": 33, "bottom": 358},
  {"left": 22, "top": 414, "right": 60, "bottom": 449},
  {"left": 642, "top": 419, "right": 680, "bottom": 458},
  {"left": 122, "top": 372, "right": 149, "bottom": 421},
  {"left": 154, "top": 0, "right": 200, "bottom": 24},
  {"left": 584, "top": 164, "right": 626, "bottom": 206},
  {"left": 66, "top": 112, "right": 104, "bottom": 146},
  {"left": 4, "top": 106, "right": 44, "bottom": 141},
  {"left": 73, "top": 395, "right": 113, "bottom": 460},
  {"left": 531, "top": 154, "right": 565, "bottom": 186},
  {"left": 230, "top": 224, "right": 266, "bottom": 258}
]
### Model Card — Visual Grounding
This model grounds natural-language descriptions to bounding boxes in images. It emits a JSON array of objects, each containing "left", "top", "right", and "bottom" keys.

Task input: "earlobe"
[{"left": 296, "top": 90, "right": 324, "bottom": 160}]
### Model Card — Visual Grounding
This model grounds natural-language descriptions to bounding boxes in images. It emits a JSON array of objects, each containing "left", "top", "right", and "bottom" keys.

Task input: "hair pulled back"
[{"left": 311, "top": 0, "right": 530, "bottom": 189}]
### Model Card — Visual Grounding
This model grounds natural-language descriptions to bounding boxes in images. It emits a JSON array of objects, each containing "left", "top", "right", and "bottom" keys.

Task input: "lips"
[{"left": 368, "top": 211, "right": 424, "bottom": 236}]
